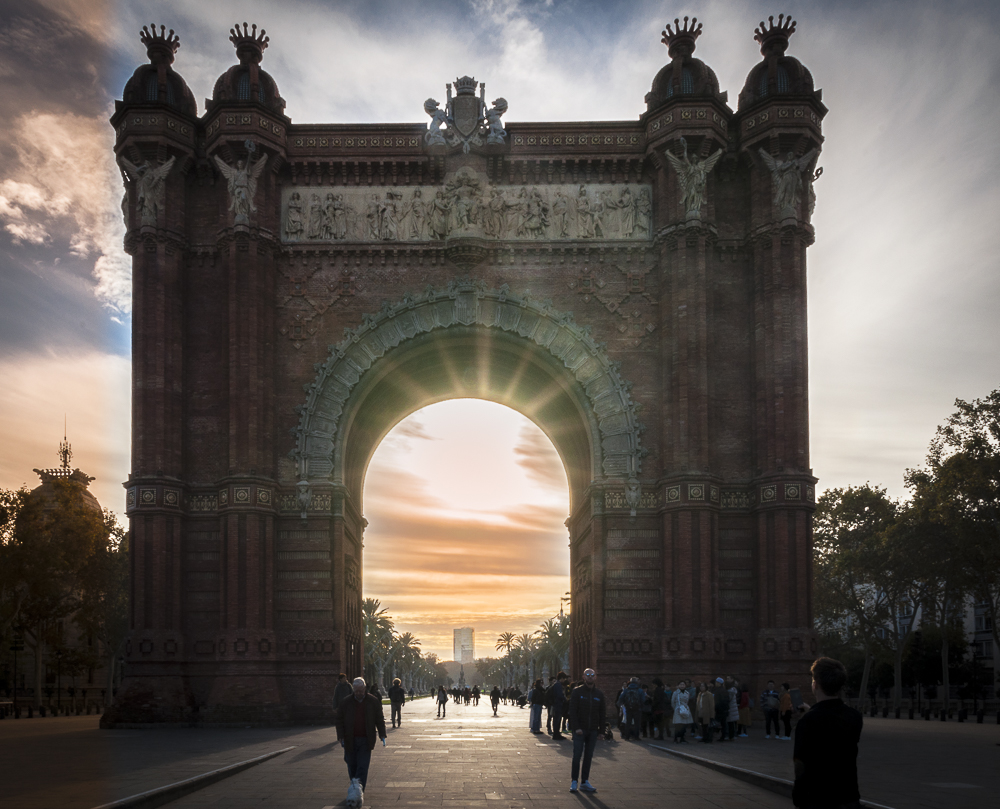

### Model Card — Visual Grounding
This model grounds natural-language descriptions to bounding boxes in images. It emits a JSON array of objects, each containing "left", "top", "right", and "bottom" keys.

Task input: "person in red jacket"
[{"left": 335, "top": 677, "right": 387, "bottom": 793}]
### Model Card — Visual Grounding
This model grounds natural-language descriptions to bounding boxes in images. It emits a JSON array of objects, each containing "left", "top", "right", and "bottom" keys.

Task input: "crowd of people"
[
  {"left": 608, "top": 674, "right": 801, "bottom": 744},
  {"left": 330, "top": 657, "right": 863, "bottom": 808}
]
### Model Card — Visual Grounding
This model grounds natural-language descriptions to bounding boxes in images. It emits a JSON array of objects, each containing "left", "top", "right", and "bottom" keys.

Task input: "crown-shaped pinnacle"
[
  {"left": 230, "top": 22, "right": 269, "bottom": 64},
  {"left": 754, "top": 13, "right": 796, "bottom": 55},
  {"left": 661, "top": 16, "right": 703, "bottom": 59},
  {"left": 139, "top": 23, "right": 179, "bottom": 64}
]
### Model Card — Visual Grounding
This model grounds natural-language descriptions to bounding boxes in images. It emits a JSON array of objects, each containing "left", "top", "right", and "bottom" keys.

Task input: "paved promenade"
[
  {"left": 651, "top": 713, "right": 1000, "bottom": 809},
  {"left": 1, "top": 698, "right": 996, "bottom": 808}
]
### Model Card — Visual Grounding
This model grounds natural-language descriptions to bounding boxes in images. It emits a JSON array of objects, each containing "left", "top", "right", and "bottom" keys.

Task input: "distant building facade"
[{"left": 454, "top": 628, "right": 475, "bottom": 664}]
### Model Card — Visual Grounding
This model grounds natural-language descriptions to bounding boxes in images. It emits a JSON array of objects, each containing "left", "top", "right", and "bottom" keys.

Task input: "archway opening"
[{"left": 362, "top": 398, "right": 571, "bottom": 688}]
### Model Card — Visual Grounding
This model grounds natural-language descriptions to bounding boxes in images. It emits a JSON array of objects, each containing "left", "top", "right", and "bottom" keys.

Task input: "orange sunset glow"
[{"left": 362, "top": 399, "right": 570, "bottom": 661}]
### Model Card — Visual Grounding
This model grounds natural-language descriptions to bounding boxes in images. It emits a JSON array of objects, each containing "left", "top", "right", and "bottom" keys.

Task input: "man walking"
[
  {"left": 567, "top": 667, "right": 605, "bottom": 793},
  {"left": 793, "top": 657, "right": 863, "bottom": 809},
  {"left": 548, "top": 671, "right": 569, "bottom": 740},
  {"left": 335, "top": 677, "right": 387, "bottom": 797},
  {"left": 761, "top": 679, "right": 781, "bottom": 739},
  {"left": 388, "top": 677, "right": 406, "bottom": 728},
  {"left": 436, "top": 685, "right": 448, "bottom": 717},
  {"left": 332, "top": 672, "right": 352, "bottom": 714}
]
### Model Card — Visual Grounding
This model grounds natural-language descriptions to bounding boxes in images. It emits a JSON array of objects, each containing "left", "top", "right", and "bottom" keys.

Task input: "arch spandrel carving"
[{"left": 293, "top": 280, "right": 645, "bottom": 488}]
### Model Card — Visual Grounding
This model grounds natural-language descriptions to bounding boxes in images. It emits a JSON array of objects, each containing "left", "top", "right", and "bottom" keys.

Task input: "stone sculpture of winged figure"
[
  {"left": 120, "top": 155, "right": 176, "bottom": 226},
  {"left": 213, "top": 145, "right": 268, "bottom": 224},
  {"left": 665, "top": 137, "right": 722, "bottom": 217},
  {"left": 758, "top": 148, "right": 817, "bottom": 213}
]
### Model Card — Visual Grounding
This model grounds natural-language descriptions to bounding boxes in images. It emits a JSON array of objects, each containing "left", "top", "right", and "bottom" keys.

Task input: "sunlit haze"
[{"left": 363, "top": 399, "right": 570, "bottom": 661}]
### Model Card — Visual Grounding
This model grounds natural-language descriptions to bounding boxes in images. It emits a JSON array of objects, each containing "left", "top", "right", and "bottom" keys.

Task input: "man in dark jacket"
[
  {"left": 617, "top": 677, "right": 644, "bottom": 740},
  {"left": 793, "top": 657, "right": 863, "bottom": 809},
  {"left": 332, "top": 672, "right": 353, "bottom": 714},
  {"left": 388, "top": 678, "right": 406, "bottom": 728},
  {"left": 712, "top": 677, "right": 731, "bottom": 741},
  {"left": 761, "top": 679, "right": 781, "bottom": 739},
  {"left": 548, "top": 671, "right": 569, "bottom": 740},
  {"left": 567, "top": 668, "right": 605, "bottom": 793},
  {"left": 335, "top": 677, "right": 387, "bottom": 792}
]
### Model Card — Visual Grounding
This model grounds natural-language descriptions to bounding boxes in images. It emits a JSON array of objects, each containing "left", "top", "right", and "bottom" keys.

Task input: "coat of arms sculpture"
[{"left": 424, "top": 76, "right": 507, "bottom": 153}]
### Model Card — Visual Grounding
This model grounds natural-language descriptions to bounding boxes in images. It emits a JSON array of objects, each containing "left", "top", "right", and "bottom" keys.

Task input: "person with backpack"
[
  {"left": 436, "top": 685, "right": 448, "bottom": 718},
  {"left": 761, "top": 680, "right": 781, "bottom": 738},
  {"left": 617, "top": 676, "right": 644, "bottom": 741}
]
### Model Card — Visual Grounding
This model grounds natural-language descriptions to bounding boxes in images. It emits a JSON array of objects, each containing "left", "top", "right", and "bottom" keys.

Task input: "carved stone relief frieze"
[{"left": 281, "top": 170, "right": 652, "bottom": 245}]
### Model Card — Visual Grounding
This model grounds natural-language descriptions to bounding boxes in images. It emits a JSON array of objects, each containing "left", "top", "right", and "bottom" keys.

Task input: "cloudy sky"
[{"left": 1, "top": 0, "right": 997, "bottom": 658}]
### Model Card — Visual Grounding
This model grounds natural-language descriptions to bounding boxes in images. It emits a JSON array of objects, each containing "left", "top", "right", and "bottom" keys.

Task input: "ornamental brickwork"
[{"left": 105, "top": 14, "right": 827, "bottom": 724}]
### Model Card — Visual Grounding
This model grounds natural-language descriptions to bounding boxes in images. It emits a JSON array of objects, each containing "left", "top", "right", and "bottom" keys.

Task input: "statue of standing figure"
[
  {"left": 285, "top": 191, "right": 304, "bottom": 240},
  {"left": 665, "top": 137, "right": 722, "bottom": 218},
  {"left": 120, "top": 155, "right": 176, "bottom": 226},
  {"left": 759, "top": 148, "right": 818, "bottom": 214},
  {"left": 213, "top": 142, "right": 268, "bottom": 225}
]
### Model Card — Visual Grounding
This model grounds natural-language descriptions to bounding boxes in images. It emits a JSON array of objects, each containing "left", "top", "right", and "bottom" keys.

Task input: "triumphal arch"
[{"left": 106, "top": 14, "right": 826, "bottom": 723}]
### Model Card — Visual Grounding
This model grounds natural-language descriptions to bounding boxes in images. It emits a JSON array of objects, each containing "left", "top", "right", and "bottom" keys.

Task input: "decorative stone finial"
[
  {"left": 59, "top": 419, "right": 72, "bottom": 470},
  {"left": 230, "top": 22, "right": 269, "bottom": 65},
  {"left": 661, "top": 16, "right": 702, "bottom": 59},
  {"left": 139, "top": 23, "right": 179, "bottom": 65},
  {"left": 754, "top": 14, "right": 796, "bottom": 56}
]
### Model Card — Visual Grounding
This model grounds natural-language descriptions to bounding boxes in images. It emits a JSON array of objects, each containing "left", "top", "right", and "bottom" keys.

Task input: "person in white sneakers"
[{"left": 567, "top": 668, "right": 605, "bottom": 793}]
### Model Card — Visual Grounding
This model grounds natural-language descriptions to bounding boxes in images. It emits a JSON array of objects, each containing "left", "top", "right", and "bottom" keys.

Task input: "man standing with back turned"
[
  {"left": 793, "top": 657, "right": 863, "bottom": 809},
  {"left": 567, "top": 667, "right": 605, "bottom": 793},
  {"left": 335, "top": 677, "right": 387, "bottom": 797}
]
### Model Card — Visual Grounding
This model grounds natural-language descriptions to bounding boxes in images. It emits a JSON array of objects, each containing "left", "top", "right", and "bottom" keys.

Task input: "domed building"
[
  {"left": 208, "top": 22, "right": 286, "bottom": 115},
  {"left": 645, "top": 16, "right": 728, "bottom": 111},
  {"left": 6, "top": 435, "right": 118, "bottom": 716},
  {"left": 737, "top": 14, "right": 823, "bottom": 111},
  {"left": 119, "top": 25, "right": 197, "bottom": 117}
]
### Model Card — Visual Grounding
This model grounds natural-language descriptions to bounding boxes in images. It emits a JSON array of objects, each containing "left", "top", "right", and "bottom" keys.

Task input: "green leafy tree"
[
  {"left": 906, "top": 390, "right": 1000, "bottom": 706},
  {"left": 75, "top": 519, "right": 129, "bottom": 706},
  {"left": 813, "top": 484, "right": 899, "bottom": 709}
]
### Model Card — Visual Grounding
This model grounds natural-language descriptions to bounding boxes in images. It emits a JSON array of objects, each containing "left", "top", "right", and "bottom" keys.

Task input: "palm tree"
[
  {"left": 392, "top": 632, "right": 421, "bottom": 689},
  {"left": 537, "top": 616, "right": 570, "bottom": 679},
  {"left": 495, "top": 632, "right": 515, "bottom": 655},
  {"left": 496, "top": 632, "right": 516, "bottom": 688},
  {"left": 515, "top": 633, "right": 538, "bottom": 688},
  {"left": 363, "top": 598, "right": 394, "bottom": 689}
]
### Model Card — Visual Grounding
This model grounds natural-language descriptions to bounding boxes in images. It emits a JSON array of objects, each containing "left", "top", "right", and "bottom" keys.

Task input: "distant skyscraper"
[{"left": 453, "top": 627, "right": 475, "bottom": 663}]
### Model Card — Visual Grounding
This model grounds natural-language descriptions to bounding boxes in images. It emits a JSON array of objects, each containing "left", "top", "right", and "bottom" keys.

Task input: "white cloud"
[{"left": 0, "top": 112, "right": 130, "bottom": 313}]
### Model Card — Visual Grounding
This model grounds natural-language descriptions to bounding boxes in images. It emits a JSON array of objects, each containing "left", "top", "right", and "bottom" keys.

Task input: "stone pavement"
[
  {"left": 0, "top": 714, "right": 312, "bottom": 808},
  {"left": 164, "top": 697, "right": 785, "bottom": 809},
  {"left": 2, "top": 699, "right": 996, "bottom": 809},
  {"left": 648, "top": 713, "right": 1000, "bottom": 809}
]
